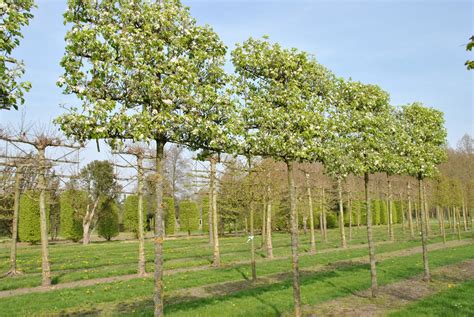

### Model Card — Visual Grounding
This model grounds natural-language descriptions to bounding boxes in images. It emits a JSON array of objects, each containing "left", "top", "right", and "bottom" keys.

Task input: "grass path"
[{"left": 302, "top": 257, "right": 474, "bottom": 316}]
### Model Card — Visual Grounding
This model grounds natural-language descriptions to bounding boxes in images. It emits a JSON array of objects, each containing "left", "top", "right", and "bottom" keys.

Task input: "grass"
[
  {"left": 0, "top": 232, "right": 472, "bottom": 316},
  {"left": 389, "top": 278, "right": 474, "bottom": 316}
]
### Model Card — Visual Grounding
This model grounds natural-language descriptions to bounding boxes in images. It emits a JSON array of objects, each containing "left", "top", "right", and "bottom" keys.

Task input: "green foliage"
[
  {"left": 179, "top": 200, "right": 199, "bottom": 235},
  {"left": 200, "top": 196, "right": 210, "bottom": 233},
  {"left": 164, "top": 197, "right": 175, "bottom": 236},
  {"left": 19, "top": 191, "right": 48, "bottom": 244},
  {"left": 326, "top": 211, "right": 338, "bottom": 228},
  {"left": 97, "top": 200, "right": 119, "bottom": 241},
  {"left": 59, "top": 189, "right": 86, "bottom": 242},
  {"left": 0, "top": 0, "right": 35, "bottom": 110},
  {"left": 400, "top": 102, "right": 447, "bottom": 180},
  {"left": 123, "top": 195, "right": 146, "bottom": 236},
  {"left": 80, "top": 161, "right": 119, "bottom": 200}
]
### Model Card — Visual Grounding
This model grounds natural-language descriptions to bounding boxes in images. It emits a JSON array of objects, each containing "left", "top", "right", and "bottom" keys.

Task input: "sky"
[{"left": 1, "top": 0, "right": 473, "bottom": 162}]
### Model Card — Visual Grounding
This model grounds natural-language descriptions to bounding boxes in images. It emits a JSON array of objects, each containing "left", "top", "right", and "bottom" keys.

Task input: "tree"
[
  {"left": 231, "top": 37, "right": 334, "bottom": 316},
  {"left": 79, "top": 160, "right": 119, "bottom": 245},
  {"left": 331, "top": 79, "right": 393, "bottom": 297},
  {"left": 123, "top": 195, "right": 146, "bottom": 236},
  {"left": 400, "top": 102, "right": 447, "bottom": 281},
  {"left": 19, "top": 191, "right": 48, "bottom": 243},
  {"left": 179, "top": 200, "right": 199, "bottom": 235},
  {"left": 97, "top": 199, "right": 119, "bottom": 241},
  {"left": 55, "top": 1, "right": 236, "bottom": 314},
  {"left": 59, "top": 189, "right": 86, "bottom": 242},
  {"left": 0, "top": 0, "right": 35, "bottom": 110},
  {"left": 163, "top": 196, "right": 175, "bottom": 235}
]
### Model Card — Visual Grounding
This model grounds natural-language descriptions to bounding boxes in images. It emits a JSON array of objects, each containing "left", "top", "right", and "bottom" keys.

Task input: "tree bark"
[
  {"left": 399, "top": 193, "right": 406, "bottom": 234},
  {"left": 210, "top": 156, "right": 220, "bottom": 267},
  {"left": 153, "top": 140, "right": 166, "bottom": 317},
  {"left": 321, "top": 187, "right": 327, "bottom": 242},
  {"left": 364, "top": 172, "right": 377, "bottom": 297},
  {"left": 407, "top": 182, "right": 414, "bottom": 238},
  {"left": 137, "top": 156, "right": 146, "bottom": 276},
  {"left": 387, "top": 176, "right": 394, "bottom": 241},
  {"left": 266, "top": 185, "right": 274, "bottom": 259},
  {"left": 337, "top": 177, "right": 347, "bottom": 248},
  {"left": 82, "top": 197, "right": 99, "bottom": 245},
  {"left": 455, "top": 207, "right": 462, "bottom": 240},
  {"left": 423, "top": 183, "right": 430, "bottom": 236},
  {"left": 305, "top": 173, "right": 316, "bottom": 253},
  {"left": 261, "top": 201, "right": 266, "bottom": 248},
  {"left": 7, "top": 169, "right": 22, "bottom": 276},
  {"left": 208, "top": 183, "right": 213, "bottom": 245},
  {"left": 249, "top": 197, "right": 256, "bottom": 281},
  {"left": 461, "top": 198, "right": 468, "bottom": 231},
  {"left": 287, "top": 162, "right": 301, "bottom": 316},
  {"left": 38, "top": 147, "right": 51, "bottom": 287},
  {"left": 419, "top": 177, "right": 430, "bottom": 282},
  {"left": 348, "top": 195, "right": 353, "bottom": 241}
]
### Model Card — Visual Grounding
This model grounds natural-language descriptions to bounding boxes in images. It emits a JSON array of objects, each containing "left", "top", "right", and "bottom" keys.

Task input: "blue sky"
[{"left": 1, "top": 0, "right": 473, "bottom": 150}]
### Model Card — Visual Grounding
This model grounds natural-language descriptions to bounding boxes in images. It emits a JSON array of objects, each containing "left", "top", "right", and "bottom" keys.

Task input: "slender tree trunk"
[
  {"left": 419, "top": 177, "right": 430, "bottom": 282},
  {"left": 423, "top": 183, "right": 430, "bottom": 237},
  {"left": 249, "top": 198, "right": 256, "bottom": 281},
  {"left": 447, "top": 206, "right": 453, "bottom": 231},
  {"left": 441, "top": 207, "right": 446, "bottom": 243},
  {"left": 287, "top": 162, "right": 301, "bottom": 316},
  {"left": 357, "top": 200, "right": 361, "bottom": 228},
  {"left": 321, "top": 188, "right": 328, "bottom": 242},
  {"left": 399, "top": 193, "right": 406, "bottom": 234},
  {"left": 455, "top": 207, "right": 462, "bottom": 240},
  {"left": 348, "top": 195, "right": 353, "bottom": 241},
  {"left": 436, "top": 205, "right": 442, "bottom": 236},
  {"left": 414, "top": 199, "right": 420, "bottom": 232},
  {"left": 407, "top": 182, "right": 414, "bottom": 238},
  {"left": 305, "top": 173, "right": 316, "bottom": 253},
  {"left": 387, "top": 176, "right": 394, "bottom": 242},
  {"left": 461, "top": 198, "right": 468, "bottom": 231},
  {"left": 210, "top": 156, "right": 220, "bottom": 267},
  {"left": 337, "top": 178, "right": 347, "bottom": 248},
  {"left": 137, "top": 156, "right": 146, "bottom": 276},
  {"left": 261, "top": 201, "right": 266, "bottom": 248},
  {"left": 266, "top": 188, "right": 274, "bottom": 259},
  {"left": 208, "top": 186, "right": 213, "bottom": 245},
  {"left": 153, "top": 140, "right": 166, "bottom": 317},
  {"left": 38, "top": 147, "right": 51, "bottom": 287},
  {"left": 364, "top": 172, "right": 377, "bottom": 297},
  {"left": 7, "top": 169, "right": 22, "bottom": 276}
]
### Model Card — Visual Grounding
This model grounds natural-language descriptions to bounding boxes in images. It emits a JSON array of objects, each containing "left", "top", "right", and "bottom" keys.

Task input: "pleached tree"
[
  {"left": 231, "top": 37, "right": 334, "bottom": 316},
  {"left": 55, "top": 1, "right": 237, "bottom": 315},
  {"left": 400, "top": 102, "right": 447, "bottom": 282}
]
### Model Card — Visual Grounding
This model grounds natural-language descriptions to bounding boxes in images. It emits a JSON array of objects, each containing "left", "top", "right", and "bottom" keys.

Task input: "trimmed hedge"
[
  {"left": 59, "top": 189, "right": 86, "bottom": 242},
  {"left": 179, "top": 200, "right": 199, "bottom": 235},
  {"left": 19, "top": 191, "right": 49, "bottom": 244},
  {"left": 97, "top": 200, "right": 119, "bottom": 241}
]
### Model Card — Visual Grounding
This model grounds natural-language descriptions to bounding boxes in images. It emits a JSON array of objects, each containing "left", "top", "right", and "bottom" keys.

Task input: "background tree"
[
  {"left": 0, "top": 0, "right": 35, "bottom": 110},
  {"left": 232, "top": 37, "right": 334, "bottom": 316},
  {"left": 97, "top": 199, "right": 119, "bottom": 241},
  {"left": 400, "top": 102, "right": 447, "bottom": 282},
  {"left": 59, "top": 189, "right": 86, "bottom": 242},
  {"left": 79, "top": 160, "right": 119, "bottom": 245},
  {"left": 179, "top": 200, "right": 199, "bottom": 236}
]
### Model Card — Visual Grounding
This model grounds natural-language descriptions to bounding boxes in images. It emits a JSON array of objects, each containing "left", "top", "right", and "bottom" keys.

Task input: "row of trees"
[{"left": 3, "top": 1, "right": 471, "bottom": 317}]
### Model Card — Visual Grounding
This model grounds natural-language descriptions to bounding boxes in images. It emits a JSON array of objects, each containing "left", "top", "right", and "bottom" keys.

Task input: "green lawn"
[{"left": 390, "top": 278, "right": 474, "bottom": 317}]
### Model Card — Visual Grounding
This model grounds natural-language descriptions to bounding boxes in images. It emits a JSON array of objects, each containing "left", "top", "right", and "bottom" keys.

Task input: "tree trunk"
[
  {"left": 447, "top": 206, "right": 452, "bottom": 231},
  {"left": 137, "top": 156, "right": 146, "bottom": 276},
  {"left": 387, "top": 176, "right": 394, "bottom": 241},
  {"left": 418, "top": 177, "right": 430, "bottom": 282},
  {"left": 210, "top": 156, "right": 220, "bottom": 267},
  {"left": 364, "top": 173, "right": 377, "bottom": 297},
  {"left": 287, "top": 162, "right": 301, "bottom": 316},
  {"left": 305, "top": 173, "right": 316, "bottom": 253},
  {"left": 249, "top": 198, "right": 256, "bottom": 281},
  {"left": 266, "top": 186, "right": 274, "bottom": 259},
  {"left": 321, "top": 188, "right": 328, "bottom": 242},
  {"left": 348, "top": 195, "right": 353, "bottom": 241},
  {"left": 261, "top": 201, "right": 266, "bottom": 248},
  {"left": 414, "top": 199, "right": 420, "bottom": 232},
  {"left": 208, "top": 184, "right": 213, "bottom": 245},
  {"left": 461, "top": 198, "right": 468, "bottom": 231},
  {"left": 399, "top": 193, "right": 406, "bottom": 234},
  {"left": 38, "top": 147, "right": 51, "bottom": 287},
  {"left": 407, "top": 182, "right": 414, "bottom": 238},
  {"left": 436, "top": 205, "right": 442, "bottom": 236},
  {"left": 455, "top": 207, "right": 462, "bottom": 240},
  {"left": 7, "top": 169, "right": 22, "bottom": 276},
  {"left": 153, "top": 140, "right": 166, "bottom": 317},
  {"left": 423, "top": 183, "right": 430, "bottom": 236},
  {"left": 337, "top": 178, "right": 347, "bottom": 248}
]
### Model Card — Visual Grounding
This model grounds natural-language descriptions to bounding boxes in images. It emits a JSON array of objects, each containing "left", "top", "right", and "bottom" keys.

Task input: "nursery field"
[{"left": 0, "top": 224, "right": 473, "bottom": 316}]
